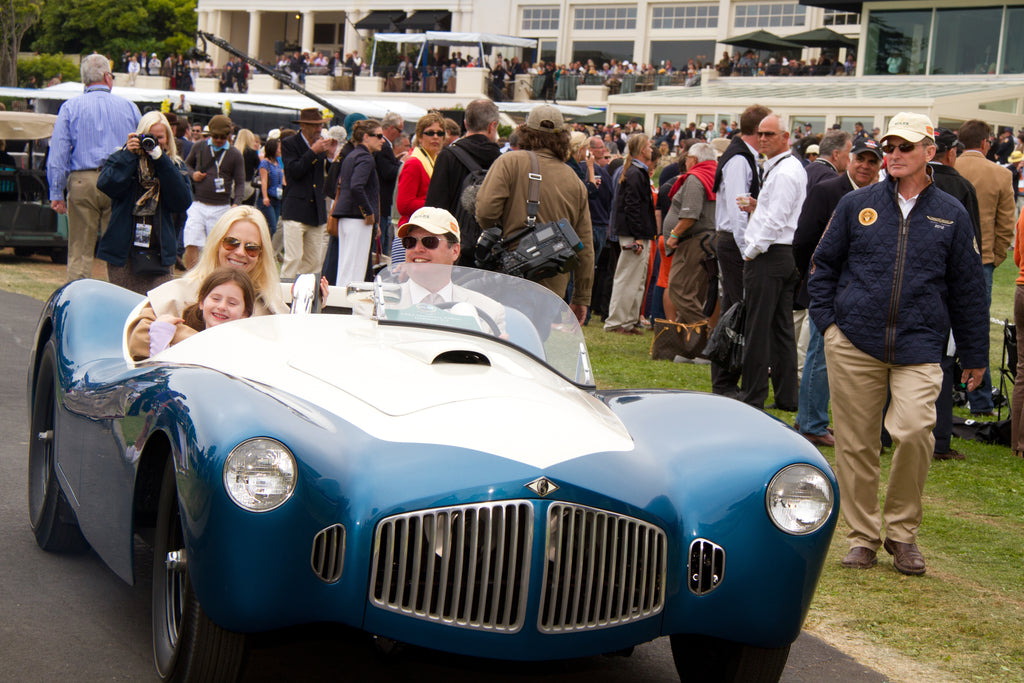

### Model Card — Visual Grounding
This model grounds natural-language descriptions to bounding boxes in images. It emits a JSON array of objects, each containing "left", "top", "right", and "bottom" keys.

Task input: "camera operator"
[
  {"left": 97, "top": 111, "right": 193, "bottom": 294},
  {"left": 475, "top": 104, "right": 594, "bottom": 324}
]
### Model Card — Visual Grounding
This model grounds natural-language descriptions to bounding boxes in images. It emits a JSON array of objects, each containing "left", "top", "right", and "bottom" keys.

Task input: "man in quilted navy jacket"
[{"left": 808, "top": 112, "right": 988, "bottom": 577}]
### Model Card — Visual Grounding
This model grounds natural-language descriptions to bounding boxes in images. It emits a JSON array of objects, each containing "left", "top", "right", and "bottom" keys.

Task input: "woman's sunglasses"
[
  {"left": 221, "top": 236, "right": 262, "bottom": 256},
  {"left": 882, "top": 141, "right": 919, "bottom": 154},
  {"left": 401, "top": 234, "right": 444, "bottom": 250},
  {"left": 420, "top": 130, "right": 445, "bottom": 137}
]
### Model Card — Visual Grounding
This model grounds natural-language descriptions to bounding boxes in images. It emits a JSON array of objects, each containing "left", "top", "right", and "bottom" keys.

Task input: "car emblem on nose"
[{"left": 526, "top": 477, "right": 558, "bottom": 496}]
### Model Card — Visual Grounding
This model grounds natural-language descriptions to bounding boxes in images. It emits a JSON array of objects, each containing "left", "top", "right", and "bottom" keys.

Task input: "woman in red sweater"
[{"left": 393, "top": 112, "right": 446, "bottom": 262}]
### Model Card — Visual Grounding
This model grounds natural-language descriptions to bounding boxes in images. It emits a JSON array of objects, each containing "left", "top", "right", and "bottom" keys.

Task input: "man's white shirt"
[{"left": 742, "top": 153, "right": 807, "bottom": 260}]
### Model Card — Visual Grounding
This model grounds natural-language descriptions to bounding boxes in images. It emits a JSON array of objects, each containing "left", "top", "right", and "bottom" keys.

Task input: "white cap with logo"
[{"left": 882, "top": 112, "right": 935, "bottom": 144}]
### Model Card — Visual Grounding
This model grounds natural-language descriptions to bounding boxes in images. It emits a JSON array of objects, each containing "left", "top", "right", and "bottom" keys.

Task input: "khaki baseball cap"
[
  {"left": 882, "top": 112, "right": 935, "bottom": 144},
  {"left": 397, "top": 206, "right": 460, "bottom": 241},
  {"left": 526, "top": 104, "right": 565, "bottom": 133}
]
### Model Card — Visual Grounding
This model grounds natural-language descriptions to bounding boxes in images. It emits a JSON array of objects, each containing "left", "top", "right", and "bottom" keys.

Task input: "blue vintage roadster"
[{"left": 27, "top": 265, "right": 837, "bottom": 682}]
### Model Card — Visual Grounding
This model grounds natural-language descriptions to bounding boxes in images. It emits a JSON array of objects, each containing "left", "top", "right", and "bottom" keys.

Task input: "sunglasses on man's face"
[
  {"left": 756, "top": 131, "right": 780, "bottom": 138},
  {"left": 401, "top": 234, "right": 445, "bottom": 250},
  {"left": 221, "top": 236, "right": 262, "bottom": 256},
  {"left": 882, "top": 141, "right": 919, "bottom": 154},
  {"left": 420, "top": 130, "right": 445, "bottom": 137}
]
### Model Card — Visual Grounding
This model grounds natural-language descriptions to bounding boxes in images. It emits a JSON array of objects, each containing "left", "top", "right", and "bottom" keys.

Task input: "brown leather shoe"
[
  {"left": 933, "top": 449, "right": 966, "bottom": 461},
  {"left": 841, "top": 546, "right": 877, "bottom": 569},
  {"left": 883, "top": 538, "right": 926, "bottom": 575},
  {"left": 802, "top": 432, "right": 836, "bottom": 447}
]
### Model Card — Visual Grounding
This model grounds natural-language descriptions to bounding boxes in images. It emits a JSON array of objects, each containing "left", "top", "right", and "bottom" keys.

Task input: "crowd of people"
[{"left": 45, "top": 51, "right": 1024, "bottom": 579}]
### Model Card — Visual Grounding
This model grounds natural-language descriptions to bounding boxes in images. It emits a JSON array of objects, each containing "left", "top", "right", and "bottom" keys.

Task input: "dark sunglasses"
[
  {"left": 756, "top": 131, "right": 780, "bottom": 138},
  {"left": 372, "top": 133, "right": 386, "bottom": 139},
  {"left": 882, "top": 141, "right": 919, "bottom": 154},
  {"left": 420, "top": 130, "right": 445, "bottom": 137},
  {"left": 401, "top": 234, "right": 444, "bottom": 250},
  {"left": 221, "top": 236, "right": 262, "bottom": 256}
]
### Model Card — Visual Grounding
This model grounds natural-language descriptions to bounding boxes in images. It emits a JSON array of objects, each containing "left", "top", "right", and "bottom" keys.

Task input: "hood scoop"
[{"left": 433, "top": 350, "right": 491, "bottom": 366}]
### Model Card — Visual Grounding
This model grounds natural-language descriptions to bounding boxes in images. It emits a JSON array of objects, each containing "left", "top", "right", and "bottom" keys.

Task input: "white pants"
[
  {"left": 336, "top": 218, "right": 373, "bottom": 286},
  {"left": 183, "top": 202, "right": 231, "bottom": 249}
]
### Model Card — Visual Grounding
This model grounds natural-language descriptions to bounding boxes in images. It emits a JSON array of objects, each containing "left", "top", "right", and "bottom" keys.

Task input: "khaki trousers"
[
  {"left": 603, "top": 237, "right": 650, "bottom": 331},
  {"left": 66, "top": 170, "right": 110, "bottom": 282},
  {"left": 824, "top": 325, "right": 942, "bottom": 549},
  {"left": 281, "top": 219, "right": 325, "bottom": 279}
]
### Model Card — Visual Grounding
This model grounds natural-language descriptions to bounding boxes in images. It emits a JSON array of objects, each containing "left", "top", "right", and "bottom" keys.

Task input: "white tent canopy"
[{"left": 370, "top": 31, "right": 537, "bottom": 75}]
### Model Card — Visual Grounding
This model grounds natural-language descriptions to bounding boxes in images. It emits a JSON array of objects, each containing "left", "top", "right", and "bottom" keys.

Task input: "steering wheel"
[{"left": 436, "top": 301, "right": 501, "bottom": 337}]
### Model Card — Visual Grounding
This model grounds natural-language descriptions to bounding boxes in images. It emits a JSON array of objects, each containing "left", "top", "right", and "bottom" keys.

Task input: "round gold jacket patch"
[{"left": 858, "top": 208, "right": 878, "bottom": 226}]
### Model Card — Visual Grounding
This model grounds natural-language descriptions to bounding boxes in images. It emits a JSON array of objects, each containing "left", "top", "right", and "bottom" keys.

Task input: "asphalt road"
[{"left": 0, "top": 287, "right": 887, "bottom": 682}]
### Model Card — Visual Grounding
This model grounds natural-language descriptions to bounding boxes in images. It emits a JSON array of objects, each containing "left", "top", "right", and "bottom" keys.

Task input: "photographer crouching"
[
  {"left": 475, "top": 104, "right": 594, "bottom": 324},
  {"left": 97, "top": 111, "right": 193, "bottom": 294}
]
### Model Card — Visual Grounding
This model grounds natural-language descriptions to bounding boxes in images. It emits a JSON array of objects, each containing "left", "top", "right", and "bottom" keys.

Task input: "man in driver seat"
[{"left": 396, "top": 206, "right": 506, "bottom": 335}]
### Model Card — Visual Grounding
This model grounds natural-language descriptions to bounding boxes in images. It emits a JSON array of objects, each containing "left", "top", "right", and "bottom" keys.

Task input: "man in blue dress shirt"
[{"left": 48, "top": 53, "right": 141, "bottom": 281}]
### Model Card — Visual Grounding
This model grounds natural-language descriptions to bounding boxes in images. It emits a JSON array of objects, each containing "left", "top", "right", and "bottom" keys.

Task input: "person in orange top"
[
  {"left": 1011, "top": 208, "right": 1024, "bottom": 456},
  {"left": 393, "top": 112, "right": 446, "bottom": 263}
]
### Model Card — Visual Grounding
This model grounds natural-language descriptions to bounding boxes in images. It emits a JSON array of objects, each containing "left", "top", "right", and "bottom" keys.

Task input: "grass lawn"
[{"left": 4, "top": 247, "right": 1023, "bottom": 682}]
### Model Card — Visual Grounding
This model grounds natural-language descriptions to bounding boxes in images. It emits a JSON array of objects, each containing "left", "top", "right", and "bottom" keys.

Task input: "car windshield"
[{"left": 372, "top": 264, "right": 594, "bottom": 387}]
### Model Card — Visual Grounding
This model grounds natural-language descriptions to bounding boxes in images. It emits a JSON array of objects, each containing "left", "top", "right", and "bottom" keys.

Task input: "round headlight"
[
  {"left": 223, "top": 438, "right": 296, "bottom": 512},
  {"left": 766, "top": 464, "right": 834, "bottom": 535}
]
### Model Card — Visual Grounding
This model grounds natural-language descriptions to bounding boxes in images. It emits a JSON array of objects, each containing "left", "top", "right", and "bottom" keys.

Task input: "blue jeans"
[
  {"left": 259, "top": 197, "right": 280, "bottom": 236},
  {"left": 797, "top": 317, "right": 830, "bottom": 435},
  {"left": 966, "top": 263, "right": 994, "bottom": 413}
]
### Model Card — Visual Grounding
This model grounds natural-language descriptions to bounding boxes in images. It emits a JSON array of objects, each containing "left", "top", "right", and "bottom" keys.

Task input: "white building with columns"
[{"left": 194, "top": 0, "right": 859, "bottom": 68}]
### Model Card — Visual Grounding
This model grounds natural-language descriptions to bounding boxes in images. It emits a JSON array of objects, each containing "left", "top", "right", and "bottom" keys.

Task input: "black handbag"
[
  {"left": 704, "top": 301, "right": 745, "bottom": 373},
  {"left": 130, "top": 248, "right": 169, "bottom": 276}
]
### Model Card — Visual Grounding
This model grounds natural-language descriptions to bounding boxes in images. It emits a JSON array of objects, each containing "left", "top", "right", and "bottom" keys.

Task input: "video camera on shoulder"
[{"left": 475, "top": 218, "right": 583, "bottom": 282}]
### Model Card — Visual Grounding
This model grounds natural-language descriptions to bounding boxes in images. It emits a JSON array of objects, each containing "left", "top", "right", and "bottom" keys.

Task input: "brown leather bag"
[
  {"left": 326, "top": 194, "right": 339, "bottom": 236},
  {"left": 650, "top": 318, "right": 710, "bottom": 360}
]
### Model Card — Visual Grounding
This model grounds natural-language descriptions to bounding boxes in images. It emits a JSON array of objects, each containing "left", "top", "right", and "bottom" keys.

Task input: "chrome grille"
[
  {"left": 687, "top": 539, "right": 725, "bottom": 595},
  {"left": 370, "top": 501, "right": 533, "bottom": 632},
  {"left": 539, "top": 503, "right": 666, "bottom": 632},
  {"left": 311, "top": 524, "right": 345, "bottom": 583}
]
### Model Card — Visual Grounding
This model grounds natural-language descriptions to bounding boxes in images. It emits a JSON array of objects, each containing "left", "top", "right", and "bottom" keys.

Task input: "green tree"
[
  {"left": 31, "top": 0, "right": 196, "bottom": 67},
  {"left": 0, "top": 0, "right": 43, "bottom": 86},
  {"left": 17, "top": 52, "right": 78, "bottom": 87}
]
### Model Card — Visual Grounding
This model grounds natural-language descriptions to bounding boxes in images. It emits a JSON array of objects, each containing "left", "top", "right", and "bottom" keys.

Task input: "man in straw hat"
[
  {"left": 281, "top": 107, "right": 331, "bottom": 279},
  {"left": 809, "top": 112, "right": 988, "bottom": 576}
]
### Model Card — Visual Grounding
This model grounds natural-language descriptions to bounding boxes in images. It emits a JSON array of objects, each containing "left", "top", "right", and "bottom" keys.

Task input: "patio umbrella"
[
  {"left": 784, "top": 28, "right": 857, "bottom": 48},
  {"left": 721, "top": 30, "right": 803, "bottom": 51}
]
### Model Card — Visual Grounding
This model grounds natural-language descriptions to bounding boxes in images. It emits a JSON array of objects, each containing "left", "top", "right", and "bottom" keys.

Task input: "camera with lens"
[
  {"left": 138, "top": 134, "right": 158, "bottom": 153},
  {"left": 475, "top": 218, "right": 584, "bottom": 282}
]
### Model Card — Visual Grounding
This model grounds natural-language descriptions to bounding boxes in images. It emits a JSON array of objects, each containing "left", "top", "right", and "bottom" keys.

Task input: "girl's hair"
[
  {"left": 136, "top": 111, "right": 178, "bottom": 160},
  {"left": 181, "top": 267, "right": 256, "bottom": 331},
  {"left": 185, "top": 205, "right": 282, "bottom": 310}
]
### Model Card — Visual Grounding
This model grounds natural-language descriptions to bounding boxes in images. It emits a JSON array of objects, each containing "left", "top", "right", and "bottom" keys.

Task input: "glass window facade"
[
  {"left": 522, "top": 7, "right": 560, "bottom": 32},
  {"left": 1002, "top": 6, "right": 1024, "bottom": 74},
  {"left": 866, "top": 6, "right": 1024, "bottom": 76},
  {"left": 734, "top": 3, "right": 806, "bottom": 29},
  {"left": 572, "top": 40, "right": 634, "bottom": 64},
  {"left": 650, "top": 40, "right": 717, "bottom": 68},
  {"left": 652, "top": 5, "right": 719, "bottom": 30},
  {"left": 931, "top": 7, "right": 1002, "bottom": 75},
  {"left": 573, "top": 6, "right": 637, "bottom": 31},
  {"left": 864, "top": 10, "right": 930, "bottom": 75}
]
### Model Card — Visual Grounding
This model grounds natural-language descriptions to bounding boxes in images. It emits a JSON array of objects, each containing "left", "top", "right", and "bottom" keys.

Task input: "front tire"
[
  {"left": 152, "top": 458, "right": 247, "bottom": 682},
  {"left": 670, "top": 634, "right": 790, "bottom": 683},
  {"left": 28, "top": 340, "right": 88, "bottom": 553}
]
